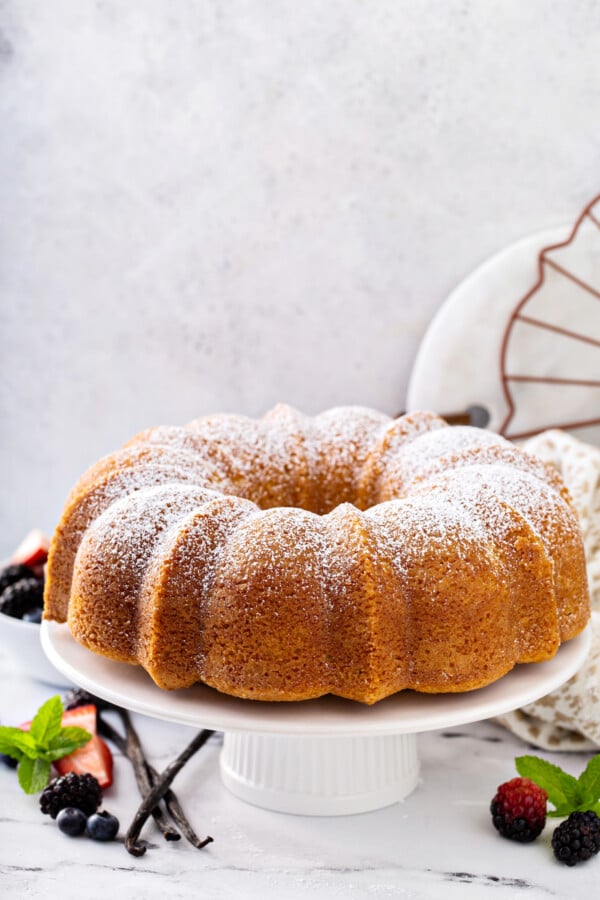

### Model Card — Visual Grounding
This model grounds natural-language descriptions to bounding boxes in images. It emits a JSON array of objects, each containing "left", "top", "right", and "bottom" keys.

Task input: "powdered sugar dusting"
[
  {"left": 71, "top": 484, "right": 235, "bottom": 658},
  {"left": 381, "top": 425, "right": 508, "bottom": 494},
  {"left": 409, "top": 443, "right": 568, "bottom": 497},
  {"left": 359, "top": 411, "right": 448, "bottom": 503},
  {"left": 77, "top": 483, "right": 224, "bottom": 581},
  {"left": 183, "top": 407, "right": 309, "bottom": 506},
  {"left": 367, "top": 493, "right": 491, "bottom": 568},
  {"left": 147, "top": 495, "right": 259, "bottom": 603},
  {"left": 413, "top": 463, "right": 577, "bottom": 538},
  {"left": 306, "top": 406, "right": 391, "bottom": 511},
  {"left": 212, "top": 506, "right": 324, "bottom": 585},
  {"left": 62, "top": 461, "right": 225, "bottom": 577},
  {"left": 53, "top": 404, "right": 589, "bottom": 700},
  {"left": 63, "top": 405, "right": 580, "bottom": 594}
]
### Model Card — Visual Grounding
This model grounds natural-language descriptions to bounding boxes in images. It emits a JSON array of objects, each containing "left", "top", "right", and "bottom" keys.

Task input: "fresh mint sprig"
[
  {"left": 516, "top": 754, "right": 600, "bottom": 818},
  {"left": 0, "top": 695, "right": 91, "bottom": 794}
]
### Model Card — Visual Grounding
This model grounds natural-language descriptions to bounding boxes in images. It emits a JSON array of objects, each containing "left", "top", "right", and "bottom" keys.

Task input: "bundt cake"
[{"left": 43, "top": 405, "right": 590, "bottom": 705}]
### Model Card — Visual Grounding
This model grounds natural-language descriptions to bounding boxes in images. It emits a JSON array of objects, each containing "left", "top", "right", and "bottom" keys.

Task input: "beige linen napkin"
[{"left": 496, "top": 429, "right": 600, "bottom": 750}]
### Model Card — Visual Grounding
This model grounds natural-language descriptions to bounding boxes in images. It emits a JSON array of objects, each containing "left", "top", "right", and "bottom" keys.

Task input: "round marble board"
[{"left": 407, "top": 217, "right": 600, "bottom": 445}]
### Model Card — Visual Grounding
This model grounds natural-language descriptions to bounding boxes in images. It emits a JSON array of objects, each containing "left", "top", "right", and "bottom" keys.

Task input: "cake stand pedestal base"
[{"left": 220, "top": 732, "right": 419, "bottom": 815}]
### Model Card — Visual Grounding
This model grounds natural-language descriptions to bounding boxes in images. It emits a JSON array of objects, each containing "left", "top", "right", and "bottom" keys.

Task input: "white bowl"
[{"left": 0, "top": 611, "right": 72, "bottom": 686}]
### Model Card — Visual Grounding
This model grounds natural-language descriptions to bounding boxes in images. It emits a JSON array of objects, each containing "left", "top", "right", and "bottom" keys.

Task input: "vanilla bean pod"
[
  {"left": 147, "top": 762, "right": 213, "bottom": 849},
  {"left": 99, "top": 709, "right": 213, "bottom": 851},
  {"left": 117, "top": 708, "right": 182, "bottom": 843},
  {"left": 97, "top": 715, "right": 180, "bottom": 842},
  {"left": 125, "top": 728, "right": 215, "bottom": 856}
]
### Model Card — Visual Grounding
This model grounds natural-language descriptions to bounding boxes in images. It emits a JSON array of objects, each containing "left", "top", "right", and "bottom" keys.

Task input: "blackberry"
[
  {"left": 63, "top": 688, "right": 113, "bottom": 713},
  {"left": 0, "top": 563, "right": 35, "bottom": 597},
  {"left": 552, "top": 811, "right": 600, "bottom": 866},
  {"left": 40, "top": 772, "right": 102, "bottom": 819},
  {"left": 490, "top": 777, "right": 547, "bottom": 842},
  {"left": 0, "top": 578, "right": 43, "bottom": 619}
]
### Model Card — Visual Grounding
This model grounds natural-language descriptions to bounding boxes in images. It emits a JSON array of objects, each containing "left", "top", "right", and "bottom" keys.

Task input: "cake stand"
[{"left": 41, "top": 620, "right": 591, "bottom": 817}]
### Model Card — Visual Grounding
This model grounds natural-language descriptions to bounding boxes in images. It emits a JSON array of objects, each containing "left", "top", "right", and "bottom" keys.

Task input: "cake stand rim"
[{"left": 41, "top": 620, "right": 591, "bottom": 737}]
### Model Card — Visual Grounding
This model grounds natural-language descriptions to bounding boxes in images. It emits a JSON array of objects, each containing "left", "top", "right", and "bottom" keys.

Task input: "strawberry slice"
[
  {"left": 20, "top": 704, "right": 113, "bottom": 789},
  {"left": 19, "top": 704, "right": 97, "bottom": 736},
  {"left": 53, "top": 705, "right": 113, "bottom": 788},
  {"left": 12, "top": 530, "right": 50, "bottom": 572},
  {"left": 59, "top": 704, "right": 98, "bottom": 735},
  {"left": 54, "top": 734, "right": 113, "bottom": 789}
]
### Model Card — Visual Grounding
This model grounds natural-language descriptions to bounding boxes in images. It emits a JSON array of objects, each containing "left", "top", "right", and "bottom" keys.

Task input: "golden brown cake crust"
[{"left": 44, "top": 405, "right": 591, "bottom": 704}]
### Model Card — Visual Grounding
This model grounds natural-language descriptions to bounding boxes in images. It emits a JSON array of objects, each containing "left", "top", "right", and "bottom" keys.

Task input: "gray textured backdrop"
[{"left": 1, "top": 0, "right": 600, "bottom": 554}]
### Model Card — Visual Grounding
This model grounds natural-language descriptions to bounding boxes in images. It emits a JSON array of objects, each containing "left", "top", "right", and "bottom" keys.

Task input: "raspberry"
[
  {"left": 490, "top": 777, "right": 547, "bottom": 842},
  {"left": 551, "top": 811, "right": 600, "bottom": 866}
]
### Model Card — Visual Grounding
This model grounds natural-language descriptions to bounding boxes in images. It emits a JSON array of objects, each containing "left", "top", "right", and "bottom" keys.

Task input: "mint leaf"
[
  {"left": 548, "top": 805, "right": 576, "bottom": 818},
  {"left": 54, "top": 726, "right": 92, "bottom": 747},
  {"left": 17, "top": 756, "right": 51, "bottom": 794},
  {"left": 515, "top": 754, "right": 600, "bottom": 815},
  {"left": 577, "top": 755, "right": 600, "bottom": 804},
  {"left": 515, "top": 755, "right": 581, "bottom": 809},
  {"left": 42, "top": 726, "right": 92, "bottom": 761},
  {"left": 0, "top": 726, "right": 29, "bottom": 759},
  {"left": 29, "top": 695, "right": 63, "bottom": 745},
  {"left": 2, "top": 696, "right": 94, "bottom": 794},
  {"left": 0, "top": 746, "right": 22, "bottom": 762},
  {"left": 42, "top": 744, "right": 86, "bottom": 763},
  {"left": 4, "top": 730, "right": 39, "bottom": 760}
]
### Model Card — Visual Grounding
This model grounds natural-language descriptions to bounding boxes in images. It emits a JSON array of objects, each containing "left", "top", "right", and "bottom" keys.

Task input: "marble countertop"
[{"left": 1, "top": 649, "right": 598, "bottom": 900}]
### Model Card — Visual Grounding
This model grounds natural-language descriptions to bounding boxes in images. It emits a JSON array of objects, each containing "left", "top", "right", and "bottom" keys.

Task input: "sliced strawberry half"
[
  {"left": 11, "top": 530, "right": 50, "bottom": 572},
  {"left": 59, "top": 704, "right": 98, "bottom": 735},
  {"left": 53, "top": 705, "right": 113, "bottom": 788},
  {"left": 54, "top": 734, "right": 113, "bottom": 788},
  {"left": 19, "top": 704, "right": 97, "bottom": 736}
]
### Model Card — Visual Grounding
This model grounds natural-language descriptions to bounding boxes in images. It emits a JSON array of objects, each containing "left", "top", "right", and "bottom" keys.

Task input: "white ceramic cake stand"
[{"left": 41, "top": 620, "right": 591, "bottom": 817}]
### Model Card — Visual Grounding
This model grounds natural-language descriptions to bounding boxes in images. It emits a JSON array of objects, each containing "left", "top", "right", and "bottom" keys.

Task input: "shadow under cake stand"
[{"left": 41, "top": 621, "right": 591, "bottom": 817}]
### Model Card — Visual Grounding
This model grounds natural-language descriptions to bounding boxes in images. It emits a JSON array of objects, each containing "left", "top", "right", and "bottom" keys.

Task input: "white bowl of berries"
[{"left": 0, "top": 532, "right": 71, "bottom": 686}]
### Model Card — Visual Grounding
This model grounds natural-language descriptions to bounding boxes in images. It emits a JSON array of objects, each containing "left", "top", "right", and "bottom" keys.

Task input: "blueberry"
[
  {"left": 57, "top": 807, "right": 87, "bottom": 837},
  {"left": 22, "top": 607, "right": 43, "bottom": 624},
  {"left": 86, "top": 810, "right": 119, "bottom": 842}
]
